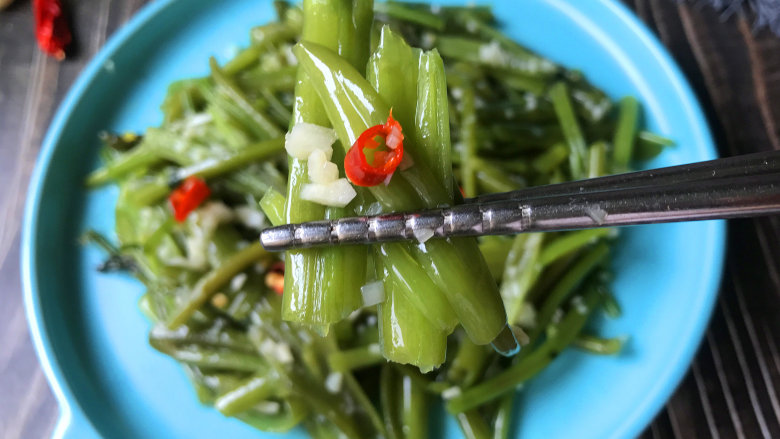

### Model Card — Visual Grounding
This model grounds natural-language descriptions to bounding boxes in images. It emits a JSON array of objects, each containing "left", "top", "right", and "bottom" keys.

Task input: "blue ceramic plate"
[{"left": 22, "top": 1, "right": 724, "bottom": 438}]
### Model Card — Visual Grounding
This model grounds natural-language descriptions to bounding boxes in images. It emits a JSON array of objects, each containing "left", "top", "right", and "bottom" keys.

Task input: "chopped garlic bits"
[
  {"left": 285, "top": 122, "right": 358, "bottom": 208},
  {"left": 301, "top": 179, "right": 357, "bottom": 208},
  {"left": 386, "top": 123, "right": 403, "bottom": 149},
  {"left": 307, "top": 149, "right": 340, "bottom": 184},
  {"left": 284, "top": 122, "right": 337, "bottom": 160}
]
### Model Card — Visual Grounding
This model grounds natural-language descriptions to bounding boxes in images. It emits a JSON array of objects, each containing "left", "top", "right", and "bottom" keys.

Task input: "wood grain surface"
[{"left": 1, "top": 0, "right": 778, "bottom": 438}]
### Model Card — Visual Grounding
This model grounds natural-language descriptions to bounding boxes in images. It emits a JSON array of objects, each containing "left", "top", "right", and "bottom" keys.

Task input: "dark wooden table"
[{"left": 1, "top": 1, "right": 779, "bottom": 438}]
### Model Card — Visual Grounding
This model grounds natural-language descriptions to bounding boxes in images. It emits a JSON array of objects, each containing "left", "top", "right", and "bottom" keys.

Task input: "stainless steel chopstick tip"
[
  {"left": 259, "top": 202, "right": 530, "bottom": 251},
  {"left": 260, "top": 225, "right": 296, "bottom": 251}
]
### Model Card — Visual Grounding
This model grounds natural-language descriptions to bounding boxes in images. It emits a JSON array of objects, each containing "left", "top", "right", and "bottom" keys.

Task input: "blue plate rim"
[
  {"left": 20, "top": 0, "right": 726, "bottom": 438},
  {"left": 21, "top": 0, "right": 181, "bottom": 436}
]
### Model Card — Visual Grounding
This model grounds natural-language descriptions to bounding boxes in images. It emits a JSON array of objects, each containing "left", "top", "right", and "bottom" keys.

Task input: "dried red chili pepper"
[
  {"left": 33, "top": 0, "right": 71, "bottom": 60},
  {"left": 344, "top": 111, "right": 404, "bottom": 187},
  {"left": 169, "top": 176, "right": 211, "bottom": 222}
]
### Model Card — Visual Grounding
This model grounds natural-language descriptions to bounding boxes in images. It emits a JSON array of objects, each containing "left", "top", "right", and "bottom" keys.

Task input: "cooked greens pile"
[{"left": 85, "top": 1, "right": 671, "bottom": 438}]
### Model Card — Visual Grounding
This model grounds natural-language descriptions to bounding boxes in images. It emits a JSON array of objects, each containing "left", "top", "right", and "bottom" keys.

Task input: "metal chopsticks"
[
  {"left": 466, "top": 149, "right": 780, "bottom": 203},
  {"left": 260, "top": 150, "right": 780, "bottom": 251}
]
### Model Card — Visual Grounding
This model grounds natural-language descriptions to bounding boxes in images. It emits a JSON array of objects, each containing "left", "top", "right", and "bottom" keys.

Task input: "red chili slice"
[
  {"left": 33, "top": 0, "right": 71, "bottom": 60},
  {"left": 169, "top": 176, "right": 211, "bottom": 222},
  {"left": 344, "top": 111, "right": 404, "bottom": 187},
  {"left": 266, "top": 262, "right": 285, "bottom": 295}
]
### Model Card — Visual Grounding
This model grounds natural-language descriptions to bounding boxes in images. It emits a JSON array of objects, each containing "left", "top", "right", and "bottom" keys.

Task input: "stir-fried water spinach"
[{"left": 85, "top": 1, "right": 671, "bottom": 438}]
